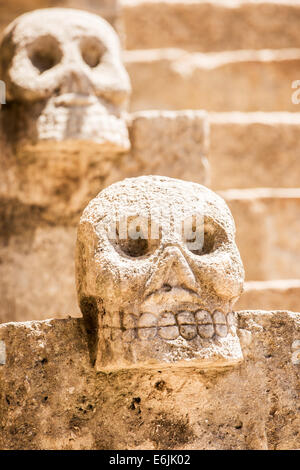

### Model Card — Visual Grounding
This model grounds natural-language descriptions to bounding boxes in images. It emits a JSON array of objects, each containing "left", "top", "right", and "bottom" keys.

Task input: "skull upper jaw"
[
  {"left": 36, "top": 96, "right": 130, "bottom": 153},
  {"left": 1, "top": 97, "right": 130, "bottom": 154}
]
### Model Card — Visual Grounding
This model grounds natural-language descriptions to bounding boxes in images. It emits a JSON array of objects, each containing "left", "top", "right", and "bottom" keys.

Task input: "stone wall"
[
  {"left": 122, "top": 0, "right": 300, "bottom": 52},
  {"left": 0, "top": 310, "right": 299, "bottom": 449},
  {"left": 0, "top": 2, "right": 299, "bottom": 319},
  {"left": 223, "top": 189, "right": 300, "bottom": 281},
  {"left": 0, "top": 112, "right": 209, "bottom": 323},
  {"left": 125, "top": 49, "right": 300, "bottom": 112},
  {"left": 237, "top": 280, "right": 300, "bottom": 312},
  {"left": 209, "top": 112, "right": 300, "bottom": 190}
]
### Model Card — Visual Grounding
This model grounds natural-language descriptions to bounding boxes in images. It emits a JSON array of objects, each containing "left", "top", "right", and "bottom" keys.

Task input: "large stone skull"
[
  {"left": 76, "top": 176, "right": 245, "bottom": 370},
  {"left": 0, "top": 8, "right": 131, "bottom": 151}
]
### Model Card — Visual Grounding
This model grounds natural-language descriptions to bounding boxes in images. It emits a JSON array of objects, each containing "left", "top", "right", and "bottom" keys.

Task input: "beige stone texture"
[
  {"left": 127, "top": 110, "right": 209, "bottom": 185},
  {"left": 222, "top": 189, "right": 300, "bottom": 281},
  {"left": 0, "top": 224, "right": 80, "bottom": 324},
  {"left": 125, "top": 49, "right": 300, "bottom": 112},
  {"left": 122, "top": 0, "right": 300, "bottom": 52},
  {"left": 0, "top": 310, "right": 299, "bottom": 449},
  {"left": 237, "top": 280, "right": 300, "bottom": 312},
  {"left": 209, "top": 112, "right": 300, "bottom": 190}
]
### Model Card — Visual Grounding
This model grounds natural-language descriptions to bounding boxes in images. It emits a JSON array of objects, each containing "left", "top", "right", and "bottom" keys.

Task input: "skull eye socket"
[
  {"left": 27, "top": 36, "right": 62, "bottom": 74},
  {"left": 80, "top": 37, "right": 106, "bottom": 68},
  {"left": 189, "top": 227, "right": 215, "bottom": 256},
  {"left": 183, "top": 218, "right": 226, "bottom": 256},
  {"left": 118, "top": 237, "right": 150, "bottom": 258},
  {"left": 108, "top": 216, "right": 160, "bottom": 258}
]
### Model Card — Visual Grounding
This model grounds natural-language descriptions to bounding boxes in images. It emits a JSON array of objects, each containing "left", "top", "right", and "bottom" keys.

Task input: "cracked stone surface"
[{"left": 0, "top": 310, "right": 299, "bottom": 449}]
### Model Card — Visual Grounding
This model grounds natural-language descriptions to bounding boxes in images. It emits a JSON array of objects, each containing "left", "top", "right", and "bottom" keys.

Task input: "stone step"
[
  {"left": 209, "top": 112, "right": 300, "bottom": 190},
  {"left": 222, "top": 189, "right": 300, "bottom": 281},
  {"left": 236, "top": 279, "right": 300, "bottom": 312},
  {"left": 0, "top": 0, "right": 119, "bottom": 35},
  {"left": 124, "top": 48, "right": 300, "bottom": 112},
  {"left": 126, "top": 109, "right": 209, "bottom": 185},
  {"left": 129, "top": 111, "right": 300, "bottom": 190},
  {"left": 121, "top": 0, "right": 300, "bottom": 52}
]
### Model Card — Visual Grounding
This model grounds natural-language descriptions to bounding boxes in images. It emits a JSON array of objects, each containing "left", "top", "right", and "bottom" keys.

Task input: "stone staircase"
[{"left": 120, "top": 0, "right": 300, "bottom": 311}]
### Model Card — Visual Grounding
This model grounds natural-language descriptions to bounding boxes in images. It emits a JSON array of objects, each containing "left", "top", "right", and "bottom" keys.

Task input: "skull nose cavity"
[
  {"left": 164, "top": 254, "right": 196, "bottom": 289},
  {"left": 162, "top": 284, "right": 172, "bottom": 292},
  {"left": 146, "top": 246, "right": 196, "bottom": 293},
  {"left": 59, "top": 69, "right": 94, "bottom": 96}
]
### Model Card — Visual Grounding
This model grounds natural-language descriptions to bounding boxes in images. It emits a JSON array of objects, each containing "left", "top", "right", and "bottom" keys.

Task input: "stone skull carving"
[
  {"left": 76, "top": 176, "right": 245, "bottom": 370},
  {"left": 0, "top": 8, "right": 131, "bottom": 151}
]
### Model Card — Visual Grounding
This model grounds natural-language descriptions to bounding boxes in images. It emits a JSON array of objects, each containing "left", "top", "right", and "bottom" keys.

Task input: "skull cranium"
[
  {"left": 0, "top": 8, "right": 131, "bottom": 151},
  {"left": 76, "top": 176, "right": 245, "bottom": 370}
]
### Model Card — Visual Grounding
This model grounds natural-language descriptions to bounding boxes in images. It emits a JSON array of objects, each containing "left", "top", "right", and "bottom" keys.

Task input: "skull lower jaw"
[
  {"left": 95, "top": 325, "right": 243, "bottom": 371},
  {"left": 94, "top": 290, "right": 243, "bottom": 370}
]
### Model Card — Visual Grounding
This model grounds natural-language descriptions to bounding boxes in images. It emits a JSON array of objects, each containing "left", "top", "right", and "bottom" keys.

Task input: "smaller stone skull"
[
  {"left": 76, "top": 176, "right": 245, "bottom": 370},
  {"left": 0, "top": 8, "right": 131, "bottom": 151}
]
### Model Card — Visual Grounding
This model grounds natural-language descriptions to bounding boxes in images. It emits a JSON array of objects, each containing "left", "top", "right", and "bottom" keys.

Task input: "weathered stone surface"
[
  {"left": 0, "top": 140, "right": 131, "bottom": 225},
  {"left": 127, "top": 110, "right": 209, "bottom": 185},
  {"left": 222, "top": 189, "right": 300, "bottom": 281},
  {"left": 76, "top": 176, "right": 244, "bottom": 370},
  {"left": 0, "top": 225, "right": 80, "bottom": 324},
  {"left": 237, "top": 280, "right": 300, "bottom": 312},
  {"left": 125, "top": 49, "right": 300, "bottom": 112},
  {"left": 122, "top": 0, "right": 300, "bottom": 52},
  {"left": 209, "top": 112, "right": 300, "bottom": 190},
  {"left": 0, "top": 311, "right": 299, "bottom": 449}
]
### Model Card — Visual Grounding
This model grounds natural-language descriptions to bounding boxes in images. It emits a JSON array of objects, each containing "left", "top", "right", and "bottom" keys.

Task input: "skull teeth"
[
  {"left": 178, "top": 324, "right": 198, "bottom": 340},
  {"left": 138, "top": 313, "right": 157, "bottom": 328},
  {"left": 215, "top": 324, "right": 228, "bottom": 337},
  {"left": 119, "top": 310, "right": 235, "bottom": 341}
]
